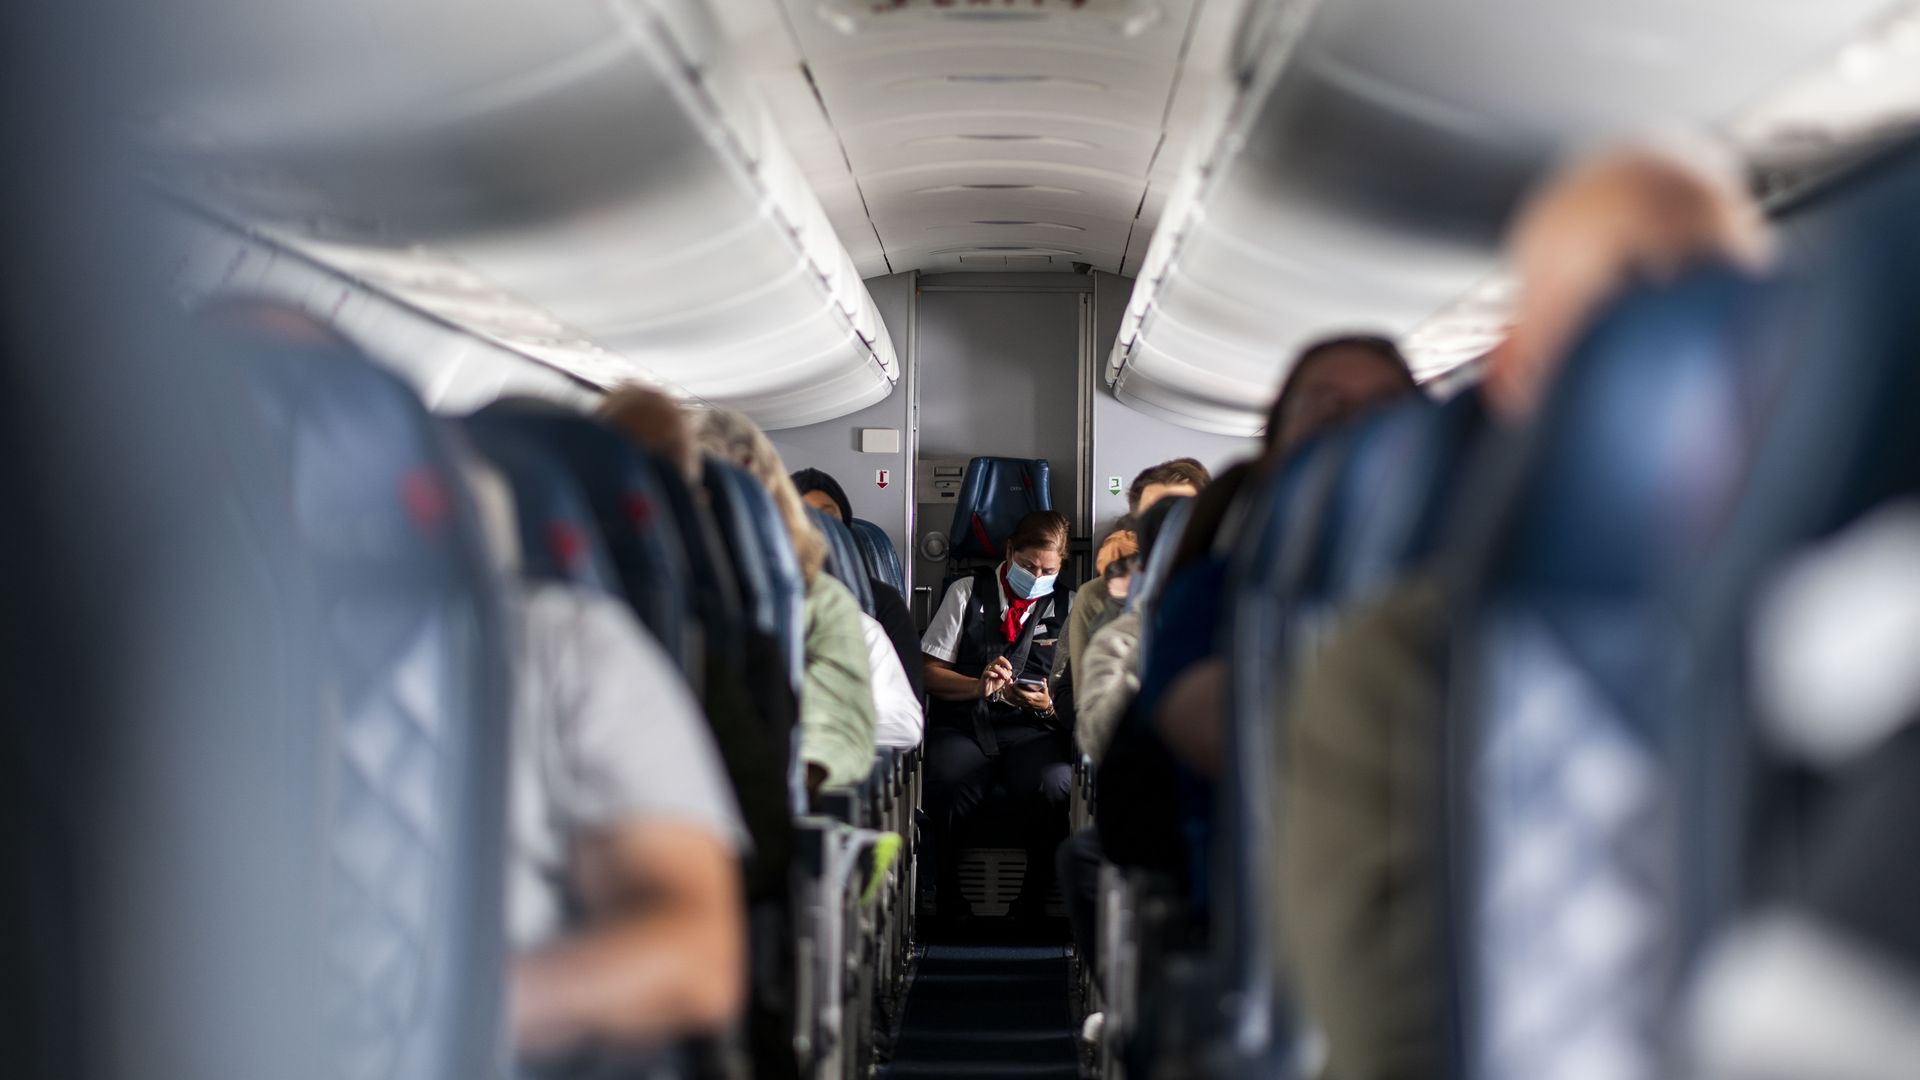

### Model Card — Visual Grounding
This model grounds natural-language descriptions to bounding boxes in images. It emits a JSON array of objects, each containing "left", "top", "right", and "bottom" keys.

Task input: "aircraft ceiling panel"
[{"left": 758, "top": 0, "right": 1212, "bottom": 272}]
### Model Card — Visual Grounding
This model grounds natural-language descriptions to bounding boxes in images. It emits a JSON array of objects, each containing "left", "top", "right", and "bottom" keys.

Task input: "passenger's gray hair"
[{"left": 687, "top": 405, "right": 827, "bottom": 584}]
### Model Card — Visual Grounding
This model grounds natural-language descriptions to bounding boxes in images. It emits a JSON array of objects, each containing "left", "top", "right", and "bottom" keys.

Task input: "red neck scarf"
[{"left": 998, "top": 562, "right": 1040, "bottom": 643}]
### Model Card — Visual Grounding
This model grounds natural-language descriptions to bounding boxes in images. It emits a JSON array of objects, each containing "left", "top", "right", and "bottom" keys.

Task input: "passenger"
[
  {"left": 1060, "top": 460, "right": 1210, "bottom": 684},
  {"left": 1265, "top": 335, "right": 1425, "bottom": 462},
  {"left": 1485, "top": 140, "right": 1770, "bottom": 421},
  {"left": 1129, "top": 457, "right": 1210, "bottom": 511},
  {"left": 598, "top": 382, "right": 796, "bottom": 904},
  {"left": 1054, "top": 515, "right": 1135, "bottom": 683},
  {"left": 1095, "top": 514, "right": 1141, "bottom": 583},
  {"left": 690, "top": 408, "right": 877, "bottom": 800},
  {"left": 598, "top": 383, "right": 701, "bottom": 484},
  {"left": 790, "top": 466, "right": 926, "bottom": 701},
  {"left": 791, "top": 465, "right": 855, "bottom": 523},
  {"left": 1145, "top": 335, "right": 1419, "bottom": 780},
  {"left": 1273, "top": 142, "right": 1770, "bottom": 1080},
  {"left": 1056, "top": 496, "right": 1186, "bottom": 976},
  {"left": 463, "top": 460, "right": 749, "bottom": 1065},
  {"left": 921, "top": 510, "right": 1076, "bottom": 928},
  {"left": 1094, "top": 335, "right": 1418, "bottom": 916},
  {"left": 1077, "top": 503, "right": 1183, "bottom": 765},
  {"left": 861, "top": 608, "right": 925, "bottom": 750}
]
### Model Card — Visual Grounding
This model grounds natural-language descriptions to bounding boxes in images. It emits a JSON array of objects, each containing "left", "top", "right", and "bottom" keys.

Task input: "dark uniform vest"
[{"left": 928, "top": 567, "right": 1072, "bottom": 755}]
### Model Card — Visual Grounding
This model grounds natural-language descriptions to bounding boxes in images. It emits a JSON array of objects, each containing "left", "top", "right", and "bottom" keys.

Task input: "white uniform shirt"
[
  {"left": 920, "top": 563, "right": 1042, "bottom": 663},
  {"left": 859, "top": 612, "right": 925, "bottom": 748}
]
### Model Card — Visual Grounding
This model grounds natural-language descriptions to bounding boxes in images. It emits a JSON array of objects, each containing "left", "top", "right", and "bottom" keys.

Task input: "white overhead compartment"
[
  {"left": 142, "top": 0, "right": 897, "bottom": 428},
  {"left": 1111, "top": 0, "right": 1898, "bottom": 436}
]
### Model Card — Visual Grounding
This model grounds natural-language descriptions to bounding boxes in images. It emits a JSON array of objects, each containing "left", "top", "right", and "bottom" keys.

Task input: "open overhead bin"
[
  {"left": 1111, "top": 0, "right": 1895, "bottom": 436},
  {"left": 143, "top": 0, "right": 897, "bottom": 428}
]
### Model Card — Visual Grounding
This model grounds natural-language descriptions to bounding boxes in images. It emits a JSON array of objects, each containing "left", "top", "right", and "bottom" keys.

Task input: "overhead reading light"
[{"left": 815, "top": 0, "right": 1161, "bottom": 36}]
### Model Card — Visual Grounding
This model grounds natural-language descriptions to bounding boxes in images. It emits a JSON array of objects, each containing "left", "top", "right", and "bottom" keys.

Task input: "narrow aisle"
[{"left": 882, "top": 942, "right": 1078, "bottom": 1079}]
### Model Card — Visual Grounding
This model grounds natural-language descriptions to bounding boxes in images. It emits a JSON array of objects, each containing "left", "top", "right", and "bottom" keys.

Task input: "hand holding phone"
[{"left": 1009, "top": 677, "right": 1053, "bottom": 712}]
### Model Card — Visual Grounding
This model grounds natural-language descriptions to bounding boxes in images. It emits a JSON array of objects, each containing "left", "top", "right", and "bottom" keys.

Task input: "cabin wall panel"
[{"left": 914, "top": 286, "right": 1085, "bottom": 507}]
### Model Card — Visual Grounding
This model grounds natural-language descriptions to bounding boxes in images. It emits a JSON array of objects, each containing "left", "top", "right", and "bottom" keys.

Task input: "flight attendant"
[{"left": 920, "top": 511, "right": 1076, "bottom": 928}]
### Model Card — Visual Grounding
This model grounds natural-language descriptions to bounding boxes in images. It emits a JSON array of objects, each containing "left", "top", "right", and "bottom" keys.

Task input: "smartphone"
[{"left": 1015, "top": 677, "right": 1046, "bottom": 689}]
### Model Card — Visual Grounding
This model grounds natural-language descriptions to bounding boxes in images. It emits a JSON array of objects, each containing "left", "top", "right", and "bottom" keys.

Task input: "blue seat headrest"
[
  {"left": 811, "top": 508, "right": 876, "bottom": 616},
  {"left": 467, "top": 402, "right": 695, "bottom": 665},
  {"left": 849, "top": 518, "right": 905, "bottom": 595},
  {"left": 703, "top": 459, "right": 806, "bottom": 689},
  {"left": 241, "top": 343, "right": 489, "bottom": 589},
  {"left": 947, "top": 456, "right": 1052, "bottom": 562},
  {"left": 1493, "top": 267, "right": 1778, "bottom": 597},
  {"left": 461, "top": 416, "right": 622, "bottom": 596},
  {"left": 1129, "top": 496, "right": 1194, "bottom": 619}
]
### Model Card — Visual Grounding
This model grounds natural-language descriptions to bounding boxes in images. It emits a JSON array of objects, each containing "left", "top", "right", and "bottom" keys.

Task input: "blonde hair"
[
  {"left": 688, "top": 405, "right": 828, "bottom": 584},
  {"left": 1492, "top": 138, "right": 1773, "bottom": 418},
  {"left": 597, "top": 383, "right": 700, "bottom": 484}
]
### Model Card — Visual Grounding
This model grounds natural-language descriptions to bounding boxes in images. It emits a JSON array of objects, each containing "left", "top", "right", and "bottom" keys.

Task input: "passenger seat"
[{"left": 240, "top": 335, "right": 513, "bottom": 1080}]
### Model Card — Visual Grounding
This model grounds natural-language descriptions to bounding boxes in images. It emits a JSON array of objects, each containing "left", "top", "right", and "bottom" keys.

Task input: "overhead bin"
[
  {"left": 143, "top": 0, "right": 897, "bottom": 428},
  {"left": 1110, "top": 0, "right": 1894, "bottom": 435}
]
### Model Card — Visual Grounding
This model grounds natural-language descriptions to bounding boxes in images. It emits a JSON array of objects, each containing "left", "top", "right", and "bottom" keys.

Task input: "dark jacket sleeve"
[{"left": 870, "top": 580, "right": 925, "bottom": 701}]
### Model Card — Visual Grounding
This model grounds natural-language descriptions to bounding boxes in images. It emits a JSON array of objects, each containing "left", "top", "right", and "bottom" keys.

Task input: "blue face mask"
[{"left": 1004, "top": 560, "right": 1058, "bottom": 600}]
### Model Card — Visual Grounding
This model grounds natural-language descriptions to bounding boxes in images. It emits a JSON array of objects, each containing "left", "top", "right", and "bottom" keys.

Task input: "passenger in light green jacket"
[
  {"left": 690, "top": 405, "right": 877, "bottom": 797},
  {"left": 799, "top": 572, "right": 879, "bottom": 788}
]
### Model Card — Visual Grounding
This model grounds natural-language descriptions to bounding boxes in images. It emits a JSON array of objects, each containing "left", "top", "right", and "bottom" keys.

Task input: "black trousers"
[{"left": 924, "top": 721, "right": 1073, "bottom": 914}]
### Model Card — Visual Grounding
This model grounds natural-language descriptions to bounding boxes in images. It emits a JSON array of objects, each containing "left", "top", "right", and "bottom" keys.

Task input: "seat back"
[
  {"left": 242, "top": 342, "right": 510, "bottom": 1080},
  {"left": 1205, "top": 428, "right": 1358, "bottom": 1064},
  {"left": 945, "top": 456, "right": 1052, "bottom": 563},
  {"left": 466, "top": 403, "right": 696, "bottom": 671},
  {"left": 812, "top": 508, "right": 877, "bottom": 616},
  {"left": 849, "top": 517, "right": 905, "bottom": 594},
  {"left": 460, "top": 417, "right": 621, "bottom": 597},
  {"left": 1448, "top": 268, "right": 1779, "bottom": 1080},
  {"left": 1673, "top": 139, "right": 1920, "bottom": 968},
  {"left": 1323, "top": 392, "right": 1488, "bottom": 607},
  {"left": 704, "top": 459, "right": 807, "bottom": 693},
  {"left": 651, "top": 454, "right": 751, "bottom": 674},
  {"left": 1122, "top": 496, "right": 1196, "bottom": 676}
]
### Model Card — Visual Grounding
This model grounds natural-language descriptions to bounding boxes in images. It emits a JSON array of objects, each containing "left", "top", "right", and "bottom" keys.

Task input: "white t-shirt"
[
  {"left": 920, "top": 564, "right": 1042, "bottom": 664},
  {"left": 508, "top": 581, "right": 746, "bottom": 950},
  {"left": 860, "top": 612, "right": 924, "bottom": 749}
]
